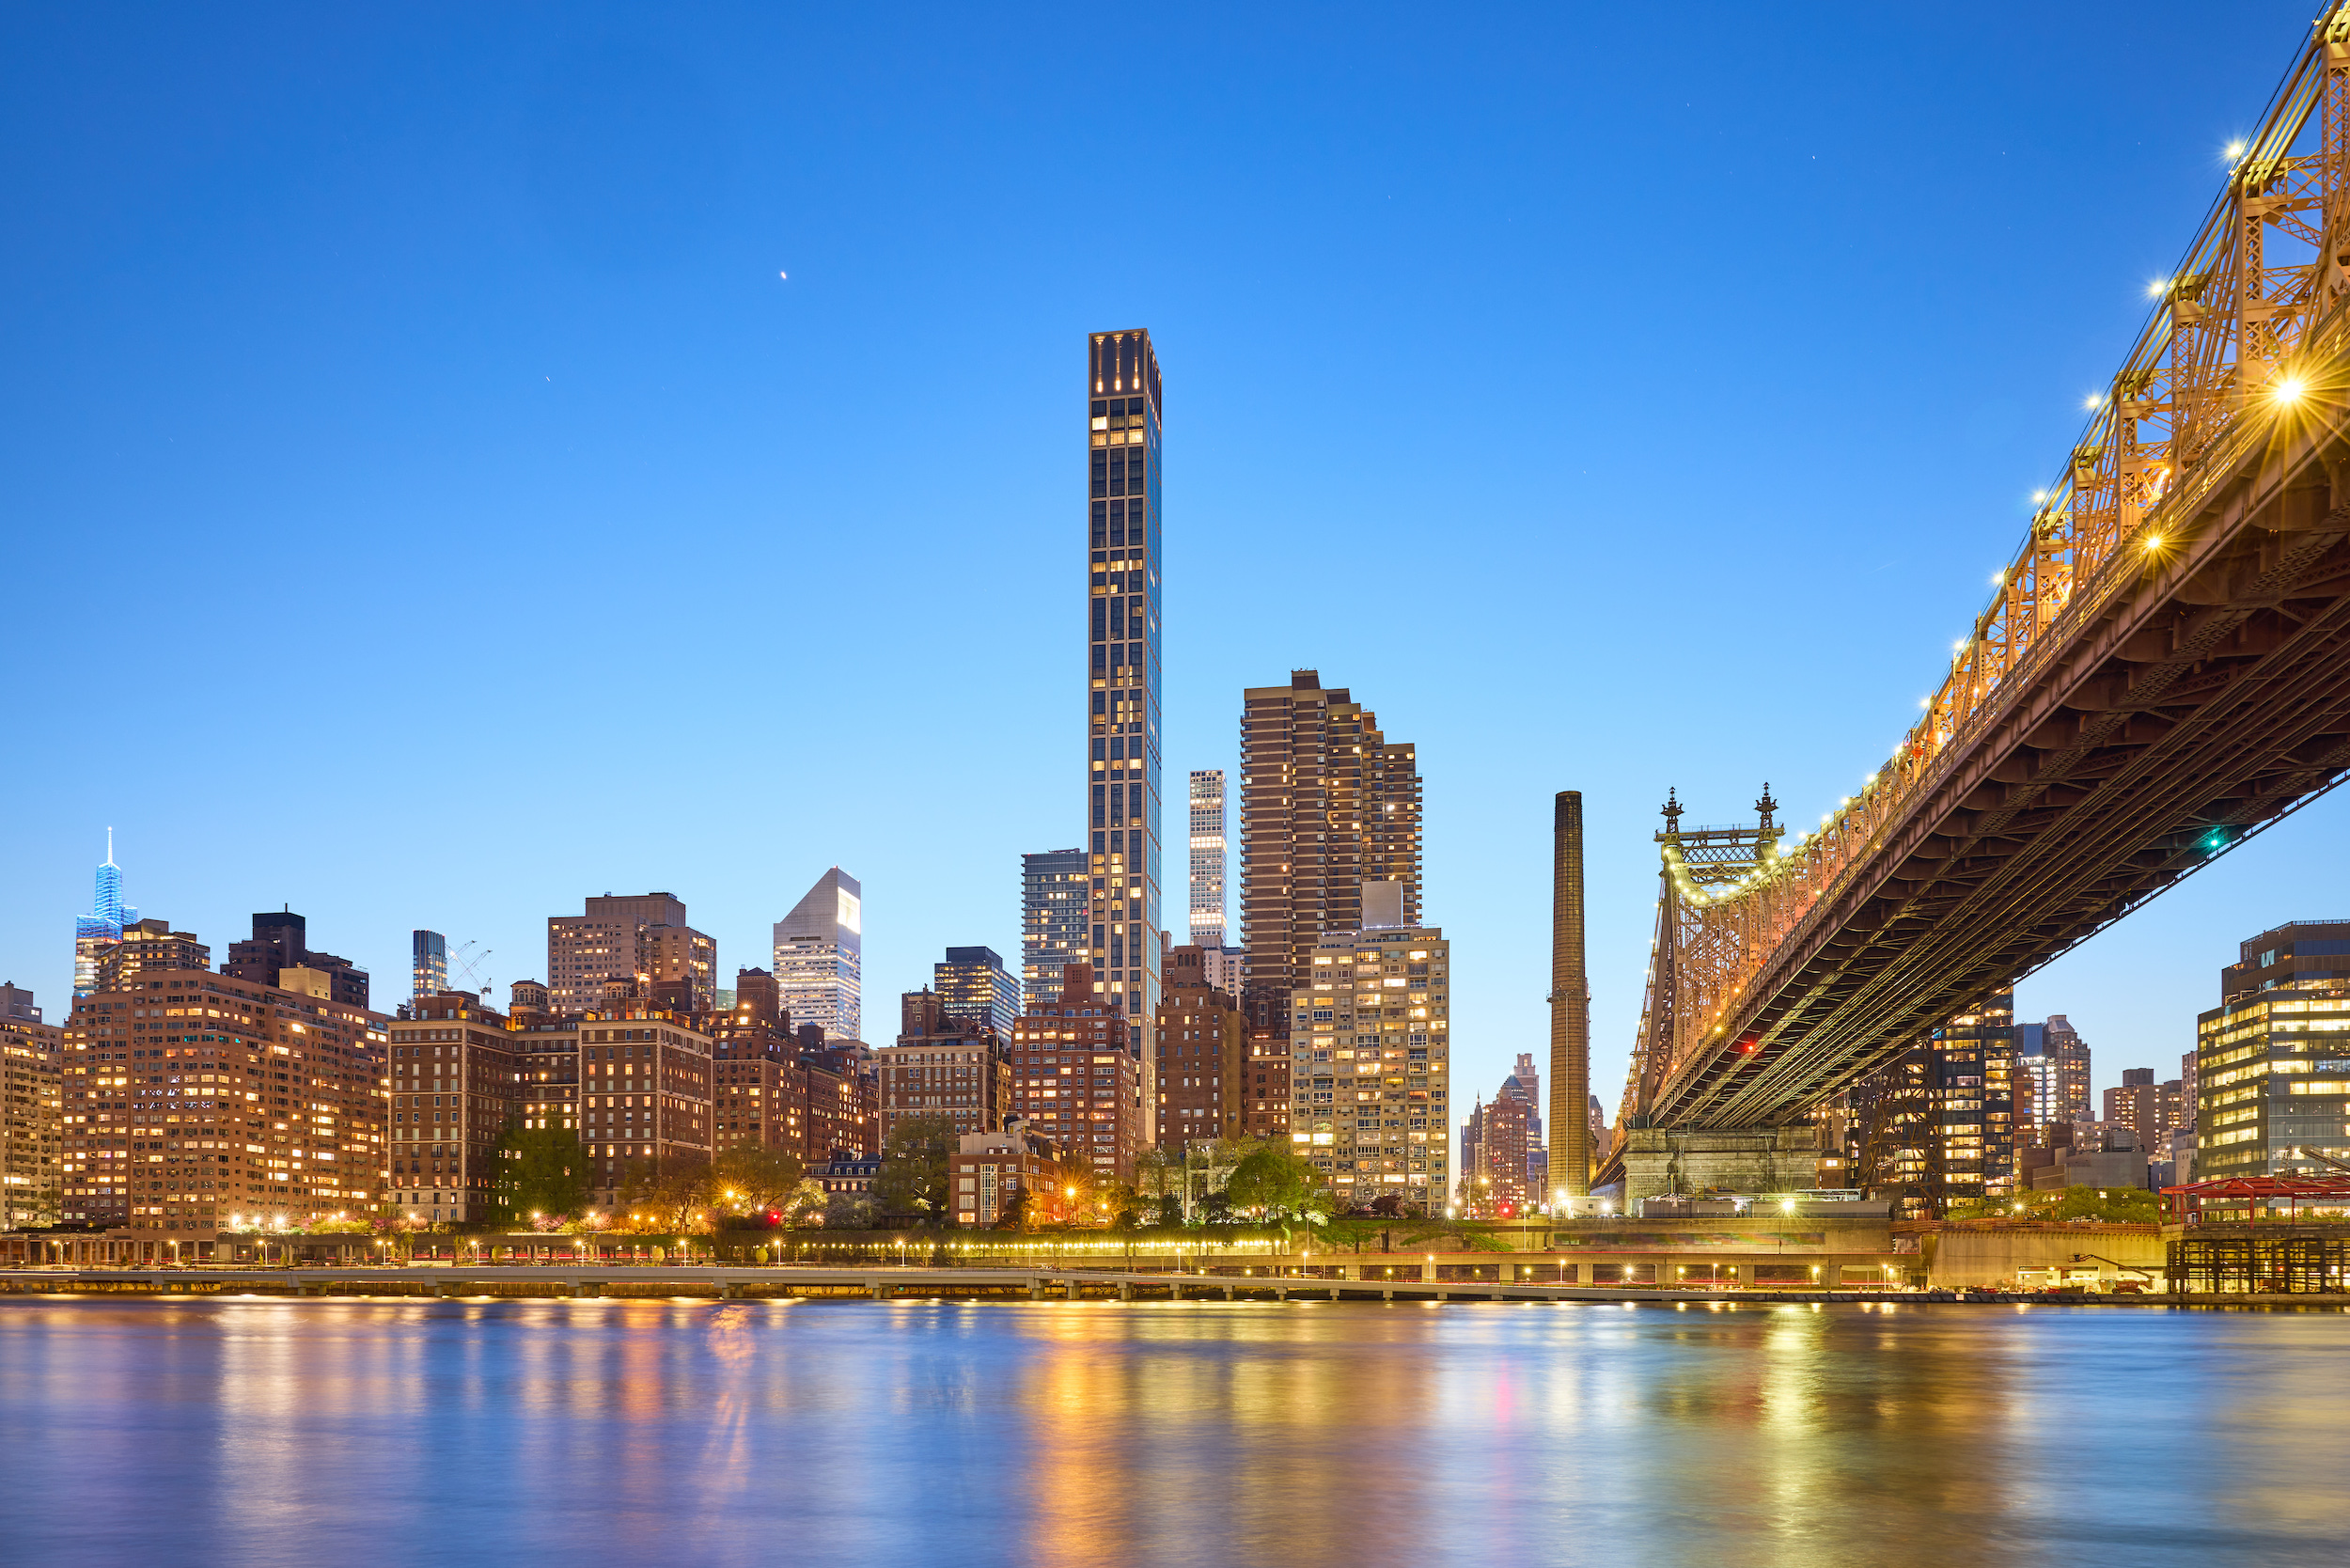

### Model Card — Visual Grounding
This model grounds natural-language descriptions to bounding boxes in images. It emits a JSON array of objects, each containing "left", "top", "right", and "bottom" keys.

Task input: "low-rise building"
[{"left": 950, "top": 1119, "right": 1074, "bottom": 1227}]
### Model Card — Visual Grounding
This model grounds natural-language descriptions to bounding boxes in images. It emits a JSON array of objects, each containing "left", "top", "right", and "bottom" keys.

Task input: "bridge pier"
[
  {"left": 1065, "top": 1281, "right": 1081, "bottom": 1300},
  {"left": 1118, "top": 1281, "right": 1133, "bottom": 1301},
  {"left": 1621, "top": 1125, "right": 1822, "bottom": 1205}
]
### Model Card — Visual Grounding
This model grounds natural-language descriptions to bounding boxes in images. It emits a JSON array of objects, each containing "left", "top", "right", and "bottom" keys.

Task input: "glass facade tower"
[
  {"left": 1086, "top": 329, "right": 1164, "bottom": 1068},
  {"left": 72, "top": 830, "right": 135, "bottom": 1000}
]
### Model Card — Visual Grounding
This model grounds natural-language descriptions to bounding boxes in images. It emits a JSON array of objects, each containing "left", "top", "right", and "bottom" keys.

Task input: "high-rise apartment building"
[
  {"left": 225, "top": 910, "right": 370, "bottom": 1009},
  {"left": 934, "top": 947, "right": 1022, "bottom": 1044},
  {"left": 875, "top": 992, "right": 1010, "bottom": 1150},
  {"left": 96, "top": 920, "right": 211, "bottom": 992},
  {"left": 72, "top": 832, "right": 136, "bottom": 1001},
  {"left": 775, "top": 869, "right": 861, "bottom": 1042},
  {"left": 384, "top": 992, "right": 525, "bottom": 1225},
  {"left": 1848, "top": 992, "right": 2020, "bottom": 1215},
  {"left": 1155, "top": 945, "right": 1245, "bottom": 1148},
  {"left": 412, "top": 931, "right": 447, "bottom": 999},
  {"left": 547, "top": 893, "right": 715, "bottom": 1016},
  {"left": 2044, "top": 1014, "right": 2092, "bottom": 1124},
  {"left": 0, "top": 992, "right": 62, "bottom": 1229},
  {"left": 1240, "top": 672, "right": 1422, "bottom": 1024},
  {"left": 59, "top": 964, "right": 386, "bottom": 1231},
  {"left": 1287, "top": 917, "right": 1449, "bottom": 1214},
  {"left": 2105, "top": 1068, "right": 2167, "bottom": 1144},
  {"left": 2195, "top": 919, "right": 2350, "bottom": 1181},
  {"left": 1010, "top": 964, "right": 1145, "bottom": 1181},
  {"left": 1084, "top": 328, "right": 1165, "bottom": 1069},
  {"left": 1021, "top": 850, "right": 1089, "bottom": 1011},
  {"left": 1188, "top": 770, "right": 1228, "bottom": 948}
]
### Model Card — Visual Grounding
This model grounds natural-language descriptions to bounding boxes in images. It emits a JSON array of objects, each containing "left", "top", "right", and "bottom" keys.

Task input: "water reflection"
[{"left": 0, "top": 1298, "right": 2342, "bottom": 1567}]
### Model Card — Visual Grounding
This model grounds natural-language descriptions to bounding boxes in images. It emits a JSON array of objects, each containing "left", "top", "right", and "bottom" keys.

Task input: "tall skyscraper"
[
  {"left": 1085, "top": 329, "right": 1165, "bottom": 1071},
  {"left": 548, "top": 893, "right": 714, "bottom": 1016},
  {"left": 1848, "top": 992, "right": 2019, "bottom": 1216},
  {"left": 934, "top": 946, "right": 1021, "bottom": 1043},
  {"left": 1287, "top": 911, "right": 1449, "bottom": 1214},
  {"left": 1020, "top": 849, "right": 1089, "bottom": 1011},
  {"left": 775, "top": 869, "right": 862, "bottom": 1042},
  {"left": 1239, "top": 671, "right": 1422, "bottom": 1022},
  {"left": 412, "top": 931, "right": 447, "bottom": 999},
  {"left": 71, "top": 830, "right": 135, "bottom": 1000},
  {"left": 1188, "top": 770, "right": 1227, "bottom": 948}
]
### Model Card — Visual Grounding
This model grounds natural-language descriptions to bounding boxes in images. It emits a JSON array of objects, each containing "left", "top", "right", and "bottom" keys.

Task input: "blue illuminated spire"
[{"left": 73, "top": 829, "right": 133, "bottom": 998}]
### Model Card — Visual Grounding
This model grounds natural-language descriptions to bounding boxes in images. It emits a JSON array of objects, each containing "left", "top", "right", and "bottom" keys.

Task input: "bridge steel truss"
[{"left": 1607, "top": 8, "right": 2350, "bottom": 1178}]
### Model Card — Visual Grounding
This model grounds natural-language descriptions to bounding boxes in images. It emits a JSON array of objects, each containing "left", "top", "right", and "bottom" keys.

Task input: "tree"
[
  {"left": 1225, "top": 1138, "right": 1336, "bottom": 1223},
  {"left": 875, "top": 1115, "right": 959, "bottom": 1223},
  {"left": 1135, "top": 1147, "right": 1181, "bottom": 1202},
  {"left": 618, "top": 1153, "right": 713, "bottom": 1232},
  {"left": 708, "top": 1146, "right": 807, "bottom": 1220},
  {"left": 822, "top": 1191, "right": 877, "bottom": 1230},
  {"left": 492, "top": 1125, "right": 593, "bottom": 1228},
  {"left": 1953, "top": 1184, "right": 2165, "bottom": 1224}
]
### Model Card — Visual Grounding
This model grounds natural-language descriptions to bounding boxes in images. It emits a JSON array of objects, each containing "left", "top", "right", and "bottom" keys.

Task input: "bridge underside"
[{"left": 1618, "top": 413, "right": 2350, "bottom": 1164}]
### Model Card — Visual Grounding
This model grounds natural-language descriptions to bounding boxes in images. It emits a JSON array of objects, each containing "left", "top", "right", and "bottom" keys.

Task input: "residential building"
[
  {"left": 775, "top": 869, "right": 861, "bottom": 1041},
  {"left": 734, "top": 966, "right": 782, "bottom": 1024},
  {"left": 1239, "top": 1027, "right": 1291, "bottom": 1141},
  {"left": 875, "top": 992, "right": 1010, "bottom": 1148},
  {"left": 384, "top": 992, "right": 526, "bottom": 1225},
  {"left": 1847, "top": 993, "right": 2020, "bottom": 1216},
  {"left": 72, "top": 831, "right": 135, "bottom": 1000},
  {"left": 1201, "top": 946, "right": 1245, "bottom": 997},
  {"left": 95, "top": 920, "right": 210, "bottom": 992},
  {"left": 1084, "top": 327, "right": 1166, "bottom": 1071},
  {"left": 1188, "top": 769, "right": 1228, "bottom": 947},
  {"left": 1287, "top": 917, "right": 1450, "bottom": 1214},
  {"left": 412, "top": 931, "right": 447, "bottom": 999},
  {"left": 1010, "top": 964, "right": 1146, "bottom": 1181},
  {"left": 1240, "top": 671, "right": 1422, "bottom": 1027},
  {"left": 508, "top": 980, "right": 550, "bottom": 1018},
  {"left": 951, "top": 1120, "right": 1077, "bottom": 1228},
  {"left": 58, "top": 964, "right": 386, "bottom": 1231},
  {"left": 1155, "top": 945, "right": 1245, "bottom": 1148},
  {"left": 934, "top": 946, "right": 1021, "bottom": 1044},
  {"left": 2044, "top": 1014, "right": 2092, "bottom": 1123},
  {"left": 2195, "top": 919, "right": 2350, "bottom": 1181},
  {"left": 2105, "top": 1069, "right": 2165, "bottom": 1145},
  {"left": 570, "top": 998, "right": 714, "bottom": 1211},
  {"left": 1, "top": 996, "right": 62, "bottom": 1229},
  {"left": 1462, "top": 1088, "right": 1534, "bottom": 1218},
  {"left": 548, "top": 893, "right": 715, "bottom": 1016},
  {"left": 225, "top": 910, "right": 370, "bottom": 1009},
  {"left": 708, "top": 1003, "right": 876, "bottom": 1167},
  {"left": 1020, "top": 849, "right": 1089, "bottom": 1011}
]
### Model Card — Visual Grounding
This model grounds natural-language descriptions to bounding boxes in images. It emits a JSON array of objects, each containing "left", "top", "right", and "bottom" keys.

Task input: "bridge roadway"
[{"left": 0, "top": 1263, "right": 1967, "bottom": 1306}]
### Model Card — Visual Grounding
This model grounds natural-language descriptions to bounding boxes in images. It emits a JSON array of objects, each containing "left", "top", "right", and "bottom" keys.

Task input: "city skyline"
[{"left": 7, "top": 4, "right": 2348, "bottom": 1136}]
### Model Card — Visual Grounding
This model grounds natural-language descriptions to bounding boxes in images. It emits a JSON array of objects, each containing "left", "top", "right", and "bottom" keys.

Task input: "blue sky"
[{"left": 5, "top": 2, "right": 2344, "bottom": 1121}]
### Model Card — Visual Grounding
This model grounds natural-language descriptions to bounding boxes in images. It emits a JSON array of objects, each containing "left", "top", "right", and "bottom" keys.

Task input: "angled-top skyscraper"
[
  {"left": 775, "top": 868, "right": 862, "bottom": 1041},
  {"left": 1085, "top": 329, "right": 1164, "bottom": 1068}
]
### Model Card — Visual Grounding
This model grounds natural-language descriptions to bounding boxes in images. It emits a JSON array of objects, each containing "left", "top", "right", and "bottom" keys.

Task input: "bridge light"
[
  {"left": 2147, "top": 277, "right": 2168, "bottom": 298},
  {"left": 2084, "top": 390, "right": 2105, "bottom": 410},
  {"left": 2273, "top": 374, "right": 2308, "bottom": 403},
  {"left": 2227, "top": 140, "right": 2247, "bottom": 160},
  {"left": 2031, "top": 490, "right": 2047, "bottom": 504},
  {"left": 2144, "top": 535, "right": 2163, "bottom": 550}
]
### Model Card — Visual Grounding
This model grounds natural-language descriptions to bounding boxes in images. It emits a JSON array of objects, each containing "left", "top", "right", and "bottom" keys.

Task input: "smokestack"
[{"left": 1550, "top": 791, "right": 1591, "bottom": 1196}]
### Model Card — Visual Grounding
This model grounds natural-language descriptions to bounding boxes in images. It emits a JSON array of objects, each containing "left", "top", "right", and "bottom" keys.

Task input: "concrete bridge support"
[{"left": 1621, "top": 1125, "right": 1823, "bottom": 1205}]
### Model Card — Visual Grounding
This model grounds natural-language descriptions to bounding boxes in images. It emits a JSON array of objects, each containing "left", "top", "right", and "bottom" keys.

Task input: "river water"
[{"left": 2, "top": 1295, "right": 2344, "bottom": 1567}]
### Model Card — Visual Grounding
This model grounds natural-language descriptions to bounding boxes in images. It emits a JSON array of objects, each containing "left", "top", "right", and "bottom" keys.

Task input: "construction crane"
[{"left": 450, "top": 941, "right": 493, "bottom": 998}]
